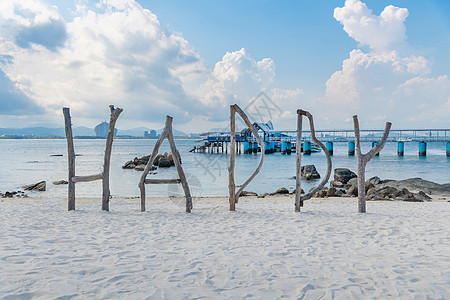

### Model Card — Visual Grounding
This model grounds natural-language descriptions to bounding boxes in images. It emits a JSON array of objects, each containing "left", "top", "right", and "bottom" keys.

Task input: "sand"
[{"left": 1, "top": 195, "right": 449, "bottom": 299}]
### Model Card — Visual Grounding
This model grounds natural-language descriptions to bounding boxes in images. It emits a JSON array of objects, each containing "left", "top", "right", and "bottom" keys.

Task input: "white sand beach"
[{"left": 1, "top": 195, "right": 449, "bottom": 299}]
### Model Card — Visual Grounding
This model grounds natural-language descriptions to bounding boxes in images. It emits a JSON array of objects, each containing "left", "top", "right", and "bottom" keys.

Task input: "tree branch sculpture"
[
  {"left": 295, "top": 109, "right": 332, "bottom": 212},
  {"left": 353, "top": 115, "right": 392, "bottom": 213},
  {"left": 228, "top": 104, "right": 265, "bottom": 211}
]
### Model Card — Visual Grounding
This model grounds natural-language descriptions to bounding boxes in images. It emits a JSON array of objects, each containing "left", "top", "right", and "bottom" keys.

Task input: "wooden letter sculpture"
[
  {"left": 63, "top": 105, "right": 123, "bottom": 211},
  {"left": 139, "top": 116, "right": 192, "bottom": 213},
  {"left": 353, "top": 115, "right": 391, "bottom": 213},
  {"left": 295, "top": 110, "right": 332, "bottom": 212},
  {"left": 228, "top": 104, "right": 265, "bottom": 211}
]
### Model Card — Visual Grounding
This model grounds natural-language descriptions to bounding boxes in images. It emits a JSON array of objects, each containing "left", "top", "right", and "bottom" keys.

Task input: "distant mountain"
[
  {"left": 156, "top": 128, "right": 187, "bottom": 137},
  {"left": 0, "top": 126, "right": 188, "bottom": 138},
  {"left": 0, "top": 127, "right": 65, "bottom": 136},
  {"left": 73, "top": 126, "right": 94, "bottom": 136},
  {"left": 118, "top": 127, "right": 149, "bottom": 137}
]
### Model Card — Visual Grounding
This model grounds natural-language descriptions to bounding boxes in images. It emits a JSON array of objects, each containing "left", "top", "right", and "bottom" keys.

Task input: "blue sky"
[{"left": 0, "top": 0, "right": 449, "bottom": 131}]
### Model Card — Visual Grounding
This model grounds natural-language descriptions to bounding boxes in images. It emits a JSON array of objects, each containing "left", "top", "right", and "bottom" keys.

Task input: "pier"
[{"left": 191, "top": 126, "right": 450, "bottom": 156}]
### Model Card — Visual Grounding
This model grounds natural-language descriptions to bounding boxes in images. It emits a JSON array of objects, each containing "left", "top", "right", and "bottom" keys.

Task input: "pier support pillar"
[
  {"left": 397, "top": 141, "right": 404, "bottom": 156},
  {"left": 303, "top": 141, "right": 311, "bottom": 155},
  {"left": 264, "top": 141, "right": 271, "bottom": 154},
  {"left": 447, "top": 142, "right": 450, "bottom": 157},
  {"left": 326, "top": 142, "right": 333, "bottom": 155},
  {"left": 419, "top": 141, "right": 427, "bottom": 156},
  {"left": 244, "top": 141, "right": 250, "bottom": 154},
  {"left": 372, "top": 142, "right": 379, "bottom": 156},
  {"left": 281, "top": 141, "right": 287, "bottom": 154},
  {"left": 348, "top": 141, "right": 355, "bottom": 156}
]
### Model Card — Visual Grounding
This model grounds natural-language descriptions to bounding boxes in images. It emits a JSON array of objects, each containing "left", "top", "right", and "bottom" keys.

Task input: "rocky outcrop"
[
  {"left": 376, "top": 178, "right": 450, "bottom": 195},
  {"left": 123, "top": 151, "right": 181, "bottom": 170},
  {"left": 1, "top": 191, "right": 27, "bottom": 198},
  {"left": 334, "top": 168, "right": 357, "bottom": 184},
  {"left": 366, "top": 186, "right": 432, "bottom": 202},
  {"left": 301, "top": 165, "right": 320, "bottom": 180},
  {"left": 23, "top": 181, "right": 46, "bottom": 191}
]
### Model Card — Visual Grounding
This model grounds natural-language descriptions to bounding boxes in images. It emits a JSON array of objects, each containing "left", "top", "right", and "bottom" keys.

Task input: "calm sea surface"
[{"left": 0, "top": 139, "right": 448, "bottom": 198}]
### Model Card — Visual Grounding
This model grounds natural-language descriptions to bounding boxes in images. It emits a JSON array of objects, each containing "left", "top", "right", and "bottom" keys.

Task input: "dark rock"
[
  {"left": 122, "top": 160, "right": 136, "bottom": 169},
  {"left": 334, "top": 168, "right": 357, "bottom": 184},
  {"left": 274, "top": 187, "right": 290, "bottom": 195},
  {"left": 53, "top": 180, "right": 68, "bottom": 185},
  {"left": 367, "top": 176, "right": 381, "bottom": 186},
  {"left": 301, "top": 165, "right": 320, "bottom": 180},
  {"left": 365, "top": 181, "right": 375, "bottom": 192},
  {"left": 330, "top": 180, "right": 345, "bottom": 188},
  {"left": 326, "top": 187, "right": 337, "bottom": 197},
  {"left": 416, "top": 191, "right": 432, "bottom": 201},
  {"left": 346, "top": 178, "right": 358, "bottom": 188},
  {"left": 134, "top": 165, "right": 146, "bottom": 171},
  {"left": 291, "top": 189, "right": 305, "bottom": 194},
  {"left": 240, "top": 191, "right": 258, "bottom": 197},
  {"left": 347, "top": 185, "right": 358, "bottom": 196},
  {"left": 334, "top": 189, "right": 344, "bottom": 197},
  {"left": 23, "top": 181, "right": 46, "bottom": 191},
  {"left": 313, "top": 188, "right": 328, "bottom": 198},
  {"left": 1, "top": 190, "right": 26, "bottom": 198},
  {"left": 158, "top": 159, "right": 171, "bottom": 168}
]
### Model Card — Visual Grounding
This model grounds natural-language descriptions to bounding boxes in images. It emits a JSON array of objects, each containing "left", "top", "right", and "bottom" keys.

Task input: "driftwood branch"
[
  {"left": 228, "top": 106, "right": 236, "bottom": 211},
  {"left": 144, "top": 179, "right": 182, "bottom": 184},
  {"left": 228, "top": 104, "right": 265, "bottom": 211},
  {"left": 167, "top": 124, "right": 193, "bottom": 213},
  {"left": 102, "top": 105, "right": 123, "bottom": 211},
  {"left": 353, "top": 115, "right": 392, "bottom": 213},
  {"left": 234, "top": 105, "right": 265, "bottom": 201},
  {"left": 295, "top": 112, "right": 303, "bottom": 212},
  {"left": 63, "top": 107, "right": 75, "bottom": 211},
  {"left": 295, "top": 109, "right": 332, "bottom": 212},
  {"left": 72, "top": 173, "right": 103, "bottom": 183},
  {"left": 139, "top": 116, "right": 192, "bottom": 212}
]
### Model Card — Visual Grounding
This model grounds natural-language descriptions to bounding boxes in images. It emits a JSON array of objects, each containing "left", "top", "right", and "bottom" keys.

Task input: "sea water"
[{"left": 0, "top": 139, "right": 448, "bottom": 198}]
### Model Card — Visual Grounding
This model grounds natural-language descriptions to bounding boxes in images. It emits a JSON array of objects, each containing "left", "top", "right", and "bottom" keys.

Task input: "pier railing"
[{"left": 206, "top": 128, "right": 450, "bottom": 143}]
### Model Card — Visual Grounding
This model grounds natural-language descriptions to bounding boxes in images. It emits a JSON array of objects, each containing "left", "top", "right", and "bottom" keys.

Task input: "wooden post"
[
  {"left": 295, "top": 109, "right": 333, "bottom": 211},
  {"left": 102, "top": 105, "right": 123, "bottom": 211},
  {"left": 139, "top": 116, "right": 192, "bottom": 212},
  {"left": 353, "top": 115, "right": 391, "bottom": 213},
  {"left": 295, "top": 113, "right": 302, "bottom": 212},
  {"left": 229, "top": 106, "right": 236, "bottom": 211},
  {"left": 228, "top": 104, "right": 265, "bottom": 209},
  {"left": 63, "top": 108, "right": 76, "bottom": 211}
]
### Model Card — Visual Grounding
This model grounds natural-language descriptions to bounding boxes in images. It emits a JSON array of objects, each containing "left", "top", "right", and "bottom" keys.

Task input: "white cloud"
[
  {"left": 334, "top": 0, "right": 408, "bottom": 52},
  {"left": 195, "top": 48, "right": 275, "bottom": 119},
  {"left": 0, "top": 0, "right": 278, "bottom": 128},
  {"left": 323, "top": 0, "right": 450, "bottom": 128}
]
